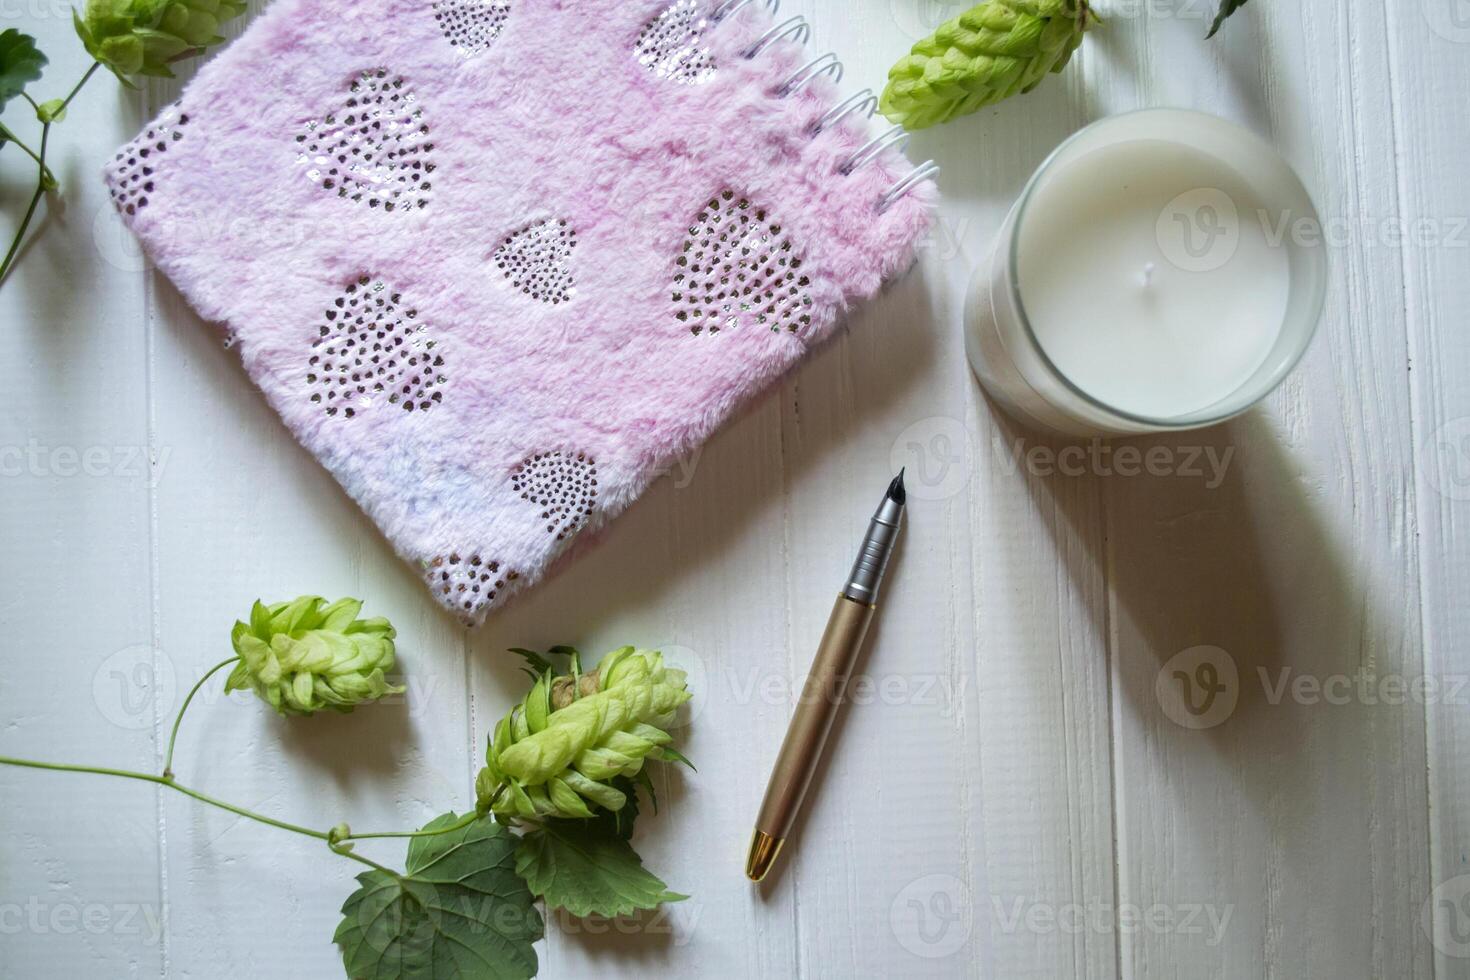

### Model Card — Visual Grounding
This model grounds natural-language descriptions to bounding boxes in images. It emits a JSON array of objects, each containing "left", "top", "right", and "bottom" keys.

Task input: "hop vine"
[{"left": 0, "top": 606, "right": 696, "bottom": 979}]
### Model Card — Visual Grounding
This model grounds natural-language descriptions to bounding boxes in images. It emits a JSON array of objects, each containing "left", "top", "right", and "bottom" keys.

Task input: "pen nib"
[{"left": 886, "top": 469, "right": 906, "bottom": 506}]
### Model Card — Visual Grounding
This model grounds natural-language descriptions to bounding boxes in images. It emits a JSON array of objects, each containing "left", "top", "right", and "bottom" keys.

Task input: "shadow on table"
[
  {"left": 985, "top": 391, "right": 1403, "bottom": 961},
  {"left": 988, "top": 402, "right": 1361, "bottom": 745},
  {"left": 273, "top": 697, "right": 415, "bottom": 785},
  {"left": 546, "top": 905, "right": 681, "bottom": 964}
]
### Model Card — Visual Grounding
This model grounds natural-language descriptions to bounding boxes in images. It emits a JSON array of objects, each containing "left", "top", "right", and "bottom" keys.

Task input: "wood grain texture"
[
  {"left": 0, "top": 12, "right": 165, "bottom": 979},
  {"left": 0, "top": 0, "right": 1461, "bottom": 976},
  {"left": 1385, "top": 0, "right": 1470, "bottom": 973},
  {"left": 1101, "top": 2, "right": 1433, "bottom": 979}
]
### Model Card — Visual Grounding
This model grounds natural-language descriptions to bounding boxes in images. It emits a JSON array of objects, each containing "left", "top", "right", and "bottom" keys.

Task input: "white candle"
[{"left": 966, "top": 110, "right": 1327, "bottom": 436}]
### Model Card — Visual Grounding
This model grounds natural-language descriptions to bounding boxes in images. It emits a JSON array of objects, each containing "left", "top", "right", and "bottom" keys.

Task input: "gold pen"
[{"left": 746, "top": 471, "right": 907, "bottom": 882}]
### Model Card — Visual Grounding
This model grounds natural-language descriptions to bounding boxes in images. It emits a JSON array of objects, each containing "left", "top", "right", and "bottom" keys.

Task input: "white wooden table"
[{"left": 4, "top": 1, "right": 1468, "bottom": 977}]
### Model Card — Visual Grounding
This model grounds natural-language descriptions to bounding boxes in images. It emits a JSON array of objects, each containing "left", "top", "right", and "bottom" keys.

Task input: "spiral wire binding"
[
  {"left": 811, "top": 89, "right": 878, "bottom": 135},
  {"left": 744, "top": 15, "right": 812, "bottom": 56},
  {"left": 840, "top": 125, "right": 910, "bottom": 176},
  {"left": 877, "top": 159, "right": 940, "bottom": 213},
  {"left": 711, "top": 0, "right": 778, "bottom": 21},
  {"left": 711, "top": 0, "right": 937, "bottom": 212},
  {"left": 779, "top": 52, "right": 842, "bottom": 96}
]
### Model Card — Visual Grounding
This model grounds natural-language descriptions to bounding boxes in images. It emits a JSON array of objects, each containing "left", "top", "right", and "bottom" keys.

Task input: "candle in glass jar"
[{"left": 966, "top": 109, "right": 1327, "bottom": 436}]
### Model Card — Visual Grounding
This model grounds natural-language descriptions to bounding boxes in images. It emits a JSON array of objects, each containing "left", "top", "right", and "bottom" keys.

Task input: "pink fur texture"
[{"left": 105, "top": 0, "right": 935, "bottom": 623}]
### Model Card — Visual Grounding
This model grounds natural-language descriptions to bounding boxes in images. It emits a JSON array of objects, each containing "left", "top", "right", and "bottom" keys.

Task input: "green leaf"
[
  {"left": 1207, "top": 0, "right": 1249, "bottom": 37},
  {"left": 524, "top": 670, "right": 551, "bottom": 733},
  {"left": 658, "top": 747, "right": 696, "bottom": 771},
  {"left": 334, "top": 813, "right": 542, "bottom": 980},
  {"left": 588, "top": 775, "right": 640, "bottom": 840},
  {"left": 507, "top": 648, "right": 556, "bottom": 675},
  {"left": 0, "top": 29, "right": 46, "bottom": 113},
  {"left": 516, "top": 820, "right": 686, "bottom": 918}
]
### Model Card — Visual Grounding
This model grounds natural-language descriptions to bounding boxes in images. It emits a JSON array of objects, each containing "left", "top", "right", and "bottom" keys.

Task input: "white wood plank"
[
  {"left": 1103, "top": 1, "right": 1433, "bottom": 978},
  {"left": 770, "top": 275, "right": 993, "bottom": 980},
  {"left": 1384, "top": 0, "right": 1470, "bottom": 973},
  {"left": 833, "top": 3, "right": 1121, "bottom": 977},
  {"left": 0, "top": 13, "right": 165, "bottom": 978}
]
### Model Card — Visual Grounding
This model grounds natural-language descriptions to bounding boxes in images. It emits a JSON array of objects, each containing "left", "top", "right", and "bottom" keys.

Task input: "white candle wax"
[
  {"left": 966, "top": 110, "right": 1327, "bottom": 436},
  {"left": 1017, "top": 140, "right": 1292, "bottom": 419}
]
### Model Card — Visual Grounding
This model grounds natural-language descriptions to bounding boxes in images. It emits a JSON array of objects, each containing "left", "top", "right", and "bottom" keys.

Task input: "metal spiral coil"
[
  {"left": 711, "top": 0, "right": 778, "bottom": 22},
  {"left": 713, "top": 2, "right": 938, "bottom": 213},
  {"left": 878, "top": 159, "right": 940, "bottom": 213},
  {"left": 743, "top": 15, "right": 811, "bottom": 56},
  {"left": 779, "top": 51, "right": 843, "bottom": 96},
  {"left": 811, "top": 88, "right": 877, "bottom": 134}
]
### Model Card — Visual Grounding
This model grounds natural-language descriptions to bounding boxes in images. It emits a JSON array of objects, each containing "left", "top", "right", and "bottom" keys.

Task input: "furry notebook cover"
[{"left": 106, "top": 0, "right": 935, "bottom": 622}]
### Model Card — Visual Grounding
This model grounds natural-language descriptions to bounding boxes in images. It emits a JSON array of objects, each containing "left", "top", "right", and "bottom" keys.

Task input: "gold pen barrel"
[
  {"left": 746, "top": 473, "right": 905, "bottom": 883},
  {"left": 746, "top": 593, "right": 876, "bottom": 881}
]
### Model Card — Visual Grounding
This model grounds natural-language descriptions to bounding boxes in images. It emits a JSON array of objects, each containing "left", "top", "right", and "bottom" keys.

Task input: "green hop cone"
[
  {"left": 225, "top": 596, "right": 404, "bottom": 716},
  {"left": 880, "top": 0, "right": 1093, "bottom": 131},
  {"left": 476, "top": 647, "right": 692, "bottom": 821},
  {"left": 74, "top": 0, "right": 248, "bottom": 83}
]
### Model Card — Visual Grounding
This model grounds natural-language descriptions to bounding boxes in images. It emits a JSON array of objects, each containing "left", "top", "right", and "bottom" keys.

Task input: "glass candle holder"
[{"left": 965, "top": 108, "right": 1328, "bottom": 437}]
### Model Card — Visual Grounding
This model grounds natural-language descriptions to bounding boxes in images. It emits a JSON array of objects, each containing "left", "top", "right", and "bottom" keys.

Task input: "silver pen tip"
[{"left": 886, "top": 469, "right": 906, "bottom": 506}]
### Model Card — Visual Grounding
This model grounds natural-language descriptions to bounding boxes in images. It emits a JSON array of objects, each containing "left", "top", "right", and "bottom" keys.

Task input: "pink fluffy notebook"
[{"left": 107, "top": 0, "right": 936, "bottom": 623}]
